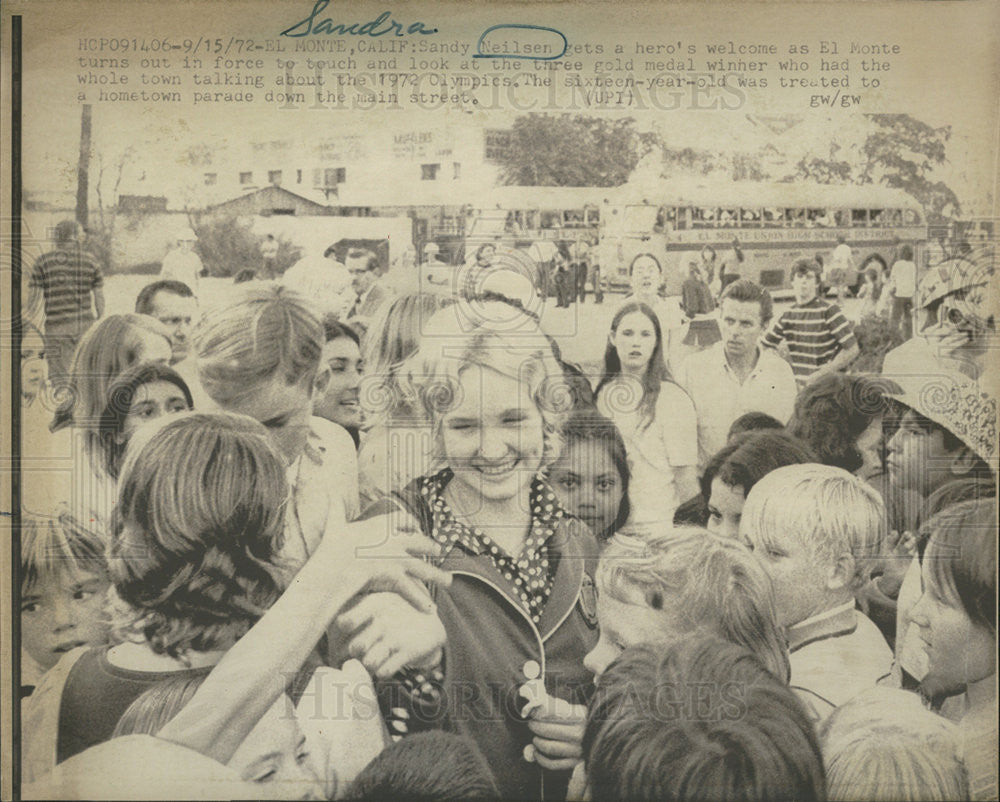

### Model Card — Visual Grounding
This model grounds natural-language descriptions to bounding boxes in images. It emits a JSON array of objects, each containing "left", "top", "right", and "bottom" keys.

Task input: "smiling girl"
[
  {"left": 365, "top": 301, "right": 599, "bottom": 801},
  {"left": 595, "top": 302, "right": 699, "bottom": 527}
]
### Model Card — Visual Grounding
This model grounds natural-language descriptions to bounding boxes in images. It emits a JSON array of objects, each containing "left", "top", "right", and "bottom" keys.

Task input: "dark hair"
[
  {"left": 20, "top": 510, "right": 107, "bottom": 592},
  {"left": 714, "top": 431, "right": 818, "bottom": 497},
  {"left": 322, "top": 314, "right": 361, "bottom": 346},
  {"left": 233, "top": 269, "right": 257, "bottom": 284},
  {"left": 595, "top": 302, "right": 674, "bottom": 431},
  {"left": 474, "top": 243, "right": 496, "bottom": 263},
  {"left": 791, "top": 258, "right": 822, "bottom": 281},
  {"left": 98, "top": 362, "right": 194, "bottom": 479},
  {"left": 559, "top": 359, "right": 598, "bottom": 412},
  {"left": 109, "top": 413, "right": 288, "bottom": 658},
  {"left": 787, "top": 374, "right": 899, "bottom": 474},
  {"left": 720, "top": 280, "right": 774, "bottom": 325},
  {"left": 558, "top": 409, "right": 631, "bottom": 536},
  {"left": 583, "top": 636, "right": 826, "bottom": 802},
  {"left": 348, "top": 732, "right": 500, "bottom": 801},
  {"left": 135, "top": 280, "right": 195, "bottom": 315},
  {"left": 900, "top": 244, "right": 914, "bottom": 261},
  {"left": 628, "top": 253, "right": 663, "bottom": 277},
  {"left": 923, "top": 499, "right": 997, "bottom": 633},
  {"left": 54, "top": 220, "right": 78, "bottom": 247},
  {"left": 727, "top": 411, "right": 784, "bottom": 441}
]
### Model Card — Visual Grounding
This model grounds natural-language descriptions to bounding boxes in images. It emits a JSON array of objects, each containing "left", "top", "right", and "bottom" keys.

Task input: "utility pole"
[{"left": 76, "top": 104, "right": 91, "bottom": 228}]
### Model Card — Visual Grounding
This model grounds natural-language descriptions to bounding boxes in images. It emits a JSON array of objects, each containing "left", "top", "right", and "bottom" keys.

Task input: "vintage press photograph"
[{"left": 2, "top": 1, "right": 998, "bottom": 799}]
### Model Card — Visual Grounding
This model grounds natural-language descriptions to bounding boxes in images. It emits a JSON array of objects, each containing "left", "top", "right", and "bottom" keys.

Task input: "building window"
[
  {"left": 453, "top": 162, "right": 461, "bottom": 180},
  {"left": 322, "top": 167, "right": 346, "bottom": 187},
  {"left": 421, "top": 163, "right": 440, "bottom": 181},
  {"left": 268, "top": 170, "right": 282, "bottom": 186},
  {"left": 297, "top": 169, "right": 303, "bottom": 184},
  {"left": 239, "top": 171, "right": 253, "bottom": 185},
  {"left": 204, "top": 172, "right": 217, "bottom": 186}
]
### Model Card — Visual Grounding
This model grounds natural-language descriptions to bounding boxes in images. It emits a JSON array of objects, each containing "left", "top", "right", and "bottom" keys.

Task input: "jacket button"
[{"left": 522, "top": 659, "right": 541, "bottom": 680}]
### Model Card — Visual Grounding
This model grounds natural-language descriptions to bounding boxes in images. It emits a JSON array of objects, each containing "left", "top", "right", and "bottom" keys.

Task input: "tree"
[
  {"left": 498, "top": 114, "right": 658, "bottom": 186},
  {"left": 859, "top": 114, "right": 960, "bottom": 223}
]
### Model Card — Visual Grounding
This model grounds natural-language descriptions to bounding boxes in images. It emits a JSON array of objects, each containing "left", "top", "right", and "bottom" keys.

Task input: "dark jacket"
[{"left": 364, "top": 481, "right": 600, "bottom": 801}]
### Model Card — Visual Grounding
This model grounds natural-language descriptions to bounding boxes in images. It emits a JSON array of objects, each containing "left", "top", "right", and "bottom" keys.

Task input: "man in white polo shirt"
[{"left": 679, "top": 279, "right": 799, "bottom": 469}]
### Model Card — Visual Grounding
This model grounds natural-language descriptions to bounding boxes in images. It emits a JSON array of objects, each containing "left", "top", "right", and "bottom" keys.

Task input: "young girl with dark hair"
[{"left": 595, "top": 302, "right": 698, "bottom": 527}]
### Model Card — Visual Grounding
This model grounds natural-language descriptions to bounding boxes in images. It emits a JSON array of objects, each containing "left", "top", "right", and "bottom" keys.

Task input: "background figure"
[
  {"left": 314, "top": 317, "right": 363, "bottom": 447},
  {"left": 345, "top": 247, "right": 393, "bottom": 342},
  {"left": 827, "top": 234, "right": 853, "bottom": 305},
  {"left": 260, "top": 234, "right": 280, "bottom": 280},
  {"left": 570, "top": 236, "right": 590, "bottom": 303},
  {"left": 27, "top": 220, "right": 105, "bottom": 388},
  {"left": 159, "top": 228, "right": 203, "bottom": 295},
  {"left": 887, "top": 244, "right": 916, "bottom": 341},
  {"left": 134, "top": 280, "right": 198, "bottom": 366},
  {"left": 588, "top": 237, "right": 603, "bottom": 304}
]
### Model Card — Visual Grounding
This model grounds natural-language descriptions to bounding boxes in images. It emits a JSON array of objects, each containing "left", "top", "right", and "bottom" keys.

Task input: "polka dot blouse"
[{"left": 418, "top": 468, "right": 566, "bottom": 624}]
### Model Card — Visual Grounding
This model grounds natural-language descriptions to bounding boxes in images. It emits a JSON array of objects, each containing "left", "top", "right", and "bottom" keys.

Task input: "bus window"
[
  {"left": 902, "top": 209, "right": 919, "bottom": 226},
  {"left": 693, "top": 207, "right": 717, "bottom": 228},
  {"left": 851, "top": 209, "right": 868, "bottom": 227},
  {"left": 787, "top": 208, "right": 807, "bottom": 227},
  {"left": 564, "top": 209, "right": 585, "bottom": 227},
  {"left": 764, "top": 208, "right": 784, "bottom": 227},
  {"left": 884, "top": 209, "right": 902, "bottom": 226},
  {"left": 719, "top": 208, "right": 739, "bottom": 227},
  {"left": 741, "top": 208, "right": 762, "bottom": 226},
  {"left": 585, "top": 208, "right": 601, "bottom": 226},
  {"left": 541, "top": 210, "right": 561, "bottom": 229},
  {"left": 869, "top": 209, "right": 884, "bottom": 227}
]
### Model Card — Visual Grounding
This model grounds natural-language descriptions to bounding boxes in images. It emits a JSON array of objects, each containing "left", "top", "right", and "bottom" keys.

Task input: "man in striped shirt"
[
  {"left": 27, "top": 220, "right": 105, "bottom": 386},
  {"left": 762, "top": 258, "right": 858, "bottom": 385}
]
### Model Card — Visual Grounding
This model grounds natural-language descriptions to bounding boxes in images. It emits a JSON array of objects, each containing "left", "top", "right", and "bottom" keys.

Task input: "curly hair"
[{"left": 109, "top": 412, "right": 289, "bottom": 659}]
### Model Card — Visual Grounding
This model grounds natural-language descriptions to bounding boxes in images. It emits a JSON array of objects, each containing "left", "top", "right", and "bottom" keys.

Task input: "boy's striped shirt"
[
  {"left": 29, "top": 247, "right": 103, "bottom": 326},
  {"left": 761, "top": 296, "right": 856, "bottom": 384}
]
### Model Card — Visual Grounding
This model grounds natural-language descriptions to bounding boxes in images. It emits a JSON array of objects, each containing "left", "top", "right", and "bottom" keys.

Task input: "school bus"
[
  {"left": 463, "top": 186, "right": 607, "bottom": 257},
  {"left": 599, "top": 182, "right": 928, "bottom": 296}
]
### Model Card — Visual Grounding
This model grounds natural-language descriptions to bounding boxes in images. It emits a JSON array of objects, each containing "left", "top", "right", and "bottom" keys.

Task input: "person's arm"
[
  {"left": 92, "top": 286, "right": 105, "bottom": 319},
  {"left": 157, "top": 512, "right": 450, "bottom": 764}
]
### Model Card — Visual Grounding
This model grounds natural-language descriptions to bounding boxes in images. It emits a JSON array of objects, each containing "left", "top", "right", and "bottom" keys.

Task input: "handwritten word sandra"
[{"left": 280, "top": 0, "right": 438, "bottom": 38}]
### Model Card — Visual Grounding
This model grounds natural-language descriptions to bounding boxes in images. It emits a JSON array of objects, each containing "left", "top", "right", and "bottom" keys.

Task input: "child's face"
[
  {"left": 121, "top": 380, "right": 191, "bottom": 441},
  {"left": 228, "top": 696, "right": 324, "bottom": 800},
  {"left": 314, "top": 336, "right": 363, "bottom": 429},
  {"left": 854, "top": 416, "right": 884, "bottom": 481},
  {"left": 611, "top": 312, "right": 657, "bottom": 374},
  {"left": 21, "top": 568, "right": 110, "bottom": 671},
  {"left": 225, "top": 373, "right": 318, "bottom": 466},
  {"left": 584, "top": 584, "right": 684, "bottom": 679},
  {"left": 908, "top": 553, "right": 996, "bottom": 699},
  {"left": 740, "top": 523, "right": 833, "bottom": 628},
  {"left": 886, "top": 410, "right": 956, "bottom": 499},
  {"left": 439, "top": 364, "right": 545, "bottom": 504},
  {"left": 707, "top": 479, "right": 745, "bottom": 540},
  {"left": 630, "top": 257, "right": 661, "bottom": 296},
  {"left": 792, "top": 271, "right": 819, "bottom": 304},
  {"left": 549, "top": 439, "right": 624, "bottom": 539},
  {"left": 21, "top": 331, "right": 47, "bottom": 398}
]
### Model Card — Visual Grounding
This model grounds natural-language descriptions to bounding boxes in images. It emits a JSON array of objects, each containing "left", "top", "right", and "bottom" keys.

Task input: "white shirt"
[
  {"left": 597, "top": 380, "right": 698, "bottom": 527},
  {"left": 678, "top": 342, "right": 799, "bottom": 468},
  {"left": 160, "top": 248, "right": 203, "bottom": 293},
  {"left": 281, "top": 417, "right": 360, "bottom": 570},
  {"left": 788, "top": 603, "right": 893, "bottom": 722},
  {"left": 889, "top": 259, "right": 916, "bottom": 298}
]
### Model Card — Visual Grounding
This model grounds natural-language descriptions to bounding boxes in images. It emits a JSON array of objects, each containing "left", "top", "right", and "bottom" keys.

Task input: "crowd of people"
[{"left": 16, "top": 219, "right": 998, "bottom": 800}]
